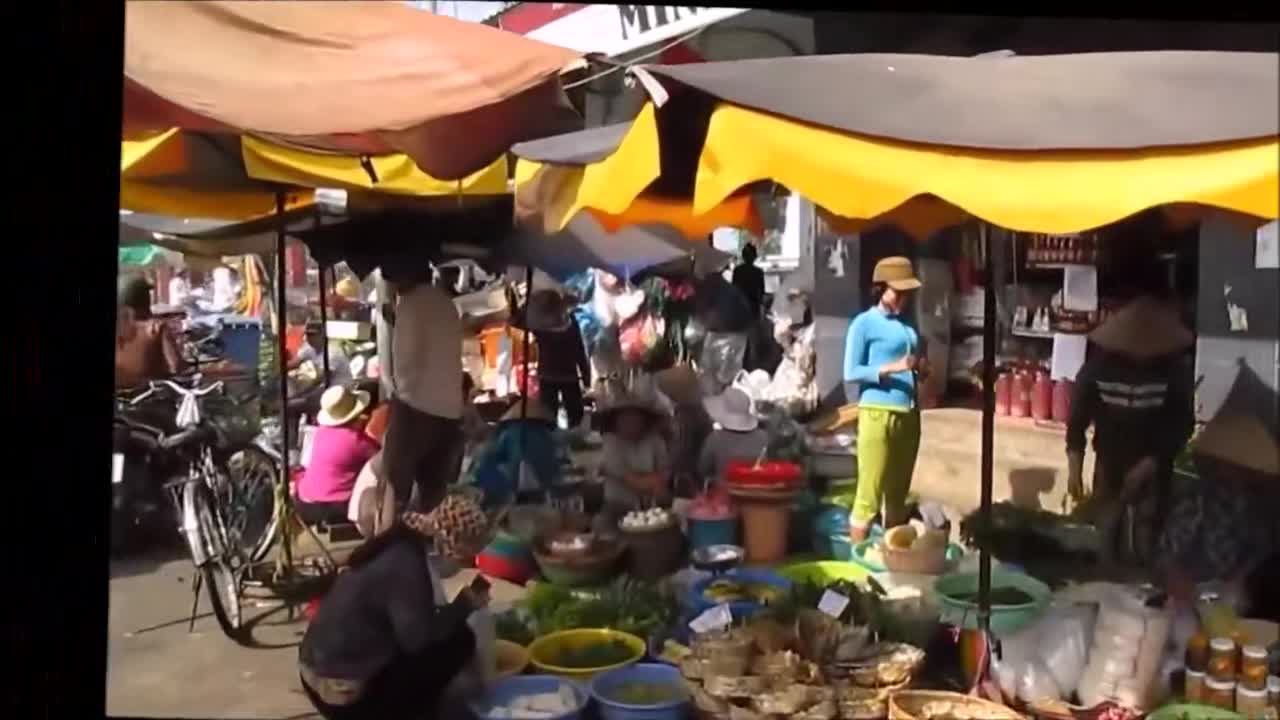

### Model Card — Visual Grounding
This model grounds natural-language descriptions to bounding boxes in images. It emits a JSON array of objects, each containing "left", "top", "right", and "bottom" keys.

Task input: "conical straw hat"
[
  {"left": 1193, "top": 412, "right": 1280, "bottom": 478},
  {"left": 1089, "top": 296, "right": 1193, "bottom": 360}
]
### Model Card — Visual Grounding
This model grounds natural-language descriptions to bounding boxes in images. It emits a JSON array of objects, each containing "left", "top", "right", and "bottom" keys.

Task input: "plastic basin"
[
  {"left": 777, "top": 560, "right": 871, "bottom": 586},
  {"left": 687, "top": 569, "right": 792, "bottom": 620},
  {"left": 934, "top": 569, "right": 1051, "bottom": 636},
  {"left": 528, "top": 629, "right": 646, "bottom": 682},
  {"left": 467, "top": 674, "right": 589, "bottom": 720},
  {"left": 726, "top": 460, "right": 803, "bottom": 487},
  {"left": 590, "top": 662, "right": 690, "bottom": 720}
]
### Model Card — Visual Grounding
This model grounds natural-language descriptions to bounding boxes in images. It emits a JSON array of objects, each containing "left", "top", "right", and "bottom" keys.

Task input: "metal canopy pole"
[
  {"left": 274, "top": 192, "right": 295, "bottom": 577},
  {"left": 314, "top": 214, "right": 331, "bottom": 385},
  {"left": 978, "top": 222, "right": 996, "bottom": 635}
]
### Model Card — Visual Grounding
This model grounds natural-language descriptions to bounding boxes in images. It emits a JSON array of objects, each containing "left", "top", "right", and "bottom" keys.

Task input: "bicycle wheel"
[
  {"left": 221, "top": 446, "right": 280, "bottom": 564},
  {"left": 188, "top": 481, "right": 247, "bottom": 642}
]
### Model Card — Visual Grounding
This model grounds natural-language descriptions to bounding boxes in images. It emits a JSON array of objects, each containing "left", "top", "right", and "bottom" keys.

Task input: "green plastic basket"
[{"left": 933, "top": 569, "right": 1051, "bottom": 636}]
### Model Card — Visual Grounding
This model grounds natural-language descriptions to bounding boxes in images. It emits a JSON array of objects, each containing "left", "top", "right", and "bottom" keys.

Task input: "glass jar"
[
  {"left": 1243, "top": 646, "right": 1270, "bottom": 690},
  {"left": 1211, "top": 637, "right": 1240, "bottom": 681},
  {"left": 1185, "top": 669, "right": 1206, "bottom": 703},
  {"left": 1238, "top": 685, "right": 1268, "bottom": 718},
  {"left": 1206, "top": 678, "right": 1236, "bottom": 710}
]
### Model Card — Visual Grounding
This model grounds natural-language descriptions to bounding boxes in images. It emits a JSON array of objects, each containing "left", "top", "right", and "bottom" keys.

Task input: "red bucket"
[{"left": 725, "top": 461, "right": 803, "bottom": 488}]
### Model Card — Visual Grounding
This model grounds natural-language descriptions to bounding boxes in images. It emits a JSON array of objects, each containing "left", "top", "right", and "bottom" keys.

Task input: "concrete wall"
[{"left": 1195, "top": 216, "right": 1280, "bottom": 430}]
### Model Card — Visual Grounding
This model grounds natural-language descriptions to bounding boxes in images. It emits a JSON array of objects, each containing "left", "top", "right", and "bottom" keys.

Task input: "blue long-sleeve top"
[
  {"left": 467, "top": 421, "right": 562, "bottom": 507},
  {"left": 843, "top": 306, "right": 920, "bottom": 410}
]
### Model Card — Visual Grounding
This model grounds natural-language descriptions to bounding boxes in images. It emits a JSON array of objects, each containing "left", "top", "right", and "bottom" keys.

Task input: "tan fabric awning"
[{"left": 123, "top": 0, "right": 586, "bottom": 180}]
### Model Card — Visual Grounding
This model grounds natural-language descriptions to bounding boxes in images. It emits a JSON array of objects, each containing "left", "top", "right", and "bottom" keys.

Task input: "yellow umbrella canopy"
[
  {"left": 515, "top": 51, "right": 1279, "bottom": 235},
  {"left": 511, "top": 112, "right": 763, "bottom": 238},
  {"left": 121, "top": 129, "right": 510, "bottom": 221},
  {"left": 121, "top": 128, "right": 311, "bottom": 220}
]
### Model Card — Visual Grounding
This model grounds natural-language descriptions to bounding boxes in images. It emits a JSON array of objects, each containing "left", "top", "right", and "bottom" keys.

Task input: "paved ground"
[{"left": 106, "top": 540, "right": 527, "bottom": 719}]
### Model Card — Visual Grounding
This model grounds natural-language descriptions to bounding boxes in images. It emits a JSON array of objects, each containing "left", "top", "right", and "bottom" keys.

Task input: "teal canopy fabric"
[{"left": 118, "top": 244, "right": 168, "bottom": 267}]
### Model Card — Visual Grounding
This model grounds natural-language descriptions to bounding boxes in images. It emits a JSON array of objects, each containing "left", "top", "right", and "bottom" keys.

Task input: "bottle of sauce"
[
  {"left": 1011, "top": 371, "right": 1032, "bottom": 418},
  {"left": 1052, "top": 379, "right": 1074, "bottom": 423},
  {"left": 1032, "top": 370, "right": 1053, "bottom": 421},
  {"left": 1186, "top": 631, "right": 1210, "bottom": 703},
  {"left": 995, "top": 371, "right": 1012, "bottom": 416}
]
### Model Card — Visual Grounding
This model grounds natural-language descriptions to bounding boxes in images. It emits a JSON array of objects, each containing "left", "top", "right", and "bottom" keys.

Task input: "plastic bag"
[
  {"left": 495, "top": 332, "right": 513, "bottom": 396},
  {"left": 699, "top": 331, "right": 748, "bottom": 394},
  {"left": 1038, "top": 604, "right": 1096, "bottom": 697},
  {"left": 619, "top": 312, "right": 664, "bottom": 366},
  {"left": 1016, "top": 657, "right": 1063, "bottom": 705}
]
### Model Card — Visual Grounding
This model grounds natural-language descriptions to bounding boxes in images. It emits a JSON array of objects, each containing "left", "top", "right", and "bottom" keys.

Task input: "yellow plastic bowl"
[
  {"left": 495, "top": 639, "right": 530, "bottom": 679},
  {"left": 527, "top": 628, "right": 646, "bottom": 681}
]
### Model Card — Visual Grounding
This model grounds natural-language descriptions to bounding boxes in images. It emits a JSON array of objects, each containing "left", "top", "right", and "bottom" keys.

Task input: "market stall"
[{"left": 474, "top": 49, "right": 1278, "bottom": 720}]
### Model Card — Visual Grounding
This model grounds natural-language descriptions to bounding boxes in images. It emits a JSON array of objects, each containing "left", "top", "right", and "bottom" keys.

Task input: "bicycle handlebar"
[{"left": 128, "top": 377, "right": 225, "bottom": 407}]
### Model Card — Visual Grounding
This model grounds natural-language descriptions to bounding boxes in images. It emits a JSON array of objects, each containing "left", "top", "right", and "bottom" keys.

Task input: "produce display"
[
  {"left": 603, "top": 680, "right": 686, "bottom": 705},
  {"left": 702, "top": 577, "right": 785, "bottom": 605},
  {"left": 482, "top": 683, "right": 581, "bottom": 719},
  {"left": 496, "top": 579, "right": 679, "bottom": 645},
  {"left": 552, "top": 639, "right": 637, "bottom": 670},
  {"left": 620, "top": 507, "right": 672, "bottom": 531}
]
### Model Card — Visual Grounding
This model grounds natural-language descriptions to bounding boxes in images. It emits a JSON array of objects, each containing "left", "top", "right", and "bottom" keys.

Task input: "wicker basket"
[
  {"left": 829, "top": 643, "right": 926, "bottom": 688},
  {"left": 881, "top": 536, "right": 949, "bottom": 575},
  {"left": 887, "top": 690, "right": 1023, "bottom": 720}
]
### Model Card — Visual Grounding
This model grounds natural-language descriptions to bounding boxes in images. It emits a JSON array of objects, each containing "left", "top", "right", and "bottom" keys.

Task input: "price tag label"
[
  {"left": 818, "top": 589, "right": 850, "bottom": 619},
  {"left": 688, "top": 603, "right": 733, "bottom": 634}
]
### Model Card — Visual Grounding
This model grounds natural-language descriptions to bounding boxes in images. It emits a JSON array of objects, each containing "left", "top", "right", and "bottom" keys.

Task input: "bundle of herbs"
[
  {"left": 959, "top": 502, "right": 1099, "bottom": 569},
  {"left": 495, "top": 577, "right": 679, "bottom": 646}
]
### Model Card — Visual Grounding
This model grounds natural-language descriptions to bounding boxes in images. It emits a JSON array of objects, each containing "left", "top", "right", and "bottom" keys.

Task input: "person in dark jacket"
[
  {"left": 298, "top": 492, "right": 499, "bottom": 720},
  {"left": 731, "top": 243, "right": 765, "bottom": 320},
  {"left": 523, "top": 289, "right": 590, "bottom": 429},
  {"left": 1067, "top": 294, "right": 1196, "bottom": 566}
]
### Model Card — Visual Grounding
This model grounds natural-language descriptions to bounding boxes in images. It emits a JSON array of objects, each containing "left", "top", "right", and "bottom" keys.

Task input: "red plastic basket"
[{"left": 725, "top": 461, "right": 803, "bottom": 487}]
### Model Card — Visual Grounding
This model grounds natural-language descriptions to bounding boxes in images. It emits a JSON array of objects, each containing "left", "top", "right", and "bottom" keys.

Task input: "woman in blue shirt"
[
  {"left": 842, "top": 256, "right": 925, "bottom": 542},
  {"left": 466, "top": 397, "right": 564, "bottom": 508}
]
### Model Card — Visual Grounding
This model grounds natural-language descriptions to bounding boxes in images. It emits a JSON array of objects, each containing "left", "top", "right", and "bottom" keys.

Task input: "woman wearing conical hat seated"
[
  {"left": 1156, "top": 412, "right": 1280, "bottom": 619},
  {"left": 1066, "top": 272, "right": 1196, "bottom": 566}
]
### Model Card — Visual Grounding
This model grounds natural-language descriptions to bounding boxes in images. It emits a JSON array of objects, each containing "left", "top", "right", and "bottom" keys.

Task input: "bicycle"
[{"left": 124, "top": 377, "right": 280, "bottom": 640}]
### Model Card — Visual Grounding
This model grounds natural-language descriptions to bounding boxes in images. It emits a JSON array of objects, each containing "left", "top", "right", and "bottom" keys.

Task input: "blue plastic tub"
[
  {"left": 467, "top": 675, "right": 589, "bottom": 720},
  {"left": 686, "top": 568, "right": 792, "bottom": 620},
  {"left": 217, "top": 318, "right": 261, "bottom": 372},
  {"left": 590, "top": 662, "right": 690, "bottom": 720},
  {"left": 687, "top": 516, "right": 738, "bottom": 551}
]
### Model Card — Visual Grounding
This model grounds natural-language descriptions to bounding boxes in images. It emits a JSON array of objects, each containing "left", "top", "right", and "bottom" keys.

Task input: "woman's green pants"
[{"left": 850, "top": 405, "right": 921, "bottom": 530}]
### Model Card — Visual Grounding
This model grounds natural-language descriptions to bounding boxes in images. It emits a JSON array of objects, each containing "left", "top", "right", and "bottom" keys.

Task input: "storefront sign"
[{"left": 501, "top": 3, "right": 747, "bottom": 57}]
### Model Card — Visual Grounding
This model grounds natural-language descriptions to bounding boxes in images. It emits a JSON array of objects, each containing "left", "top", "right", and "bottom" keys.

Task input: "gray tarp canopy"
[
  {"left": 506, "top": 213, "right": 731, "bottom": 282},
  {"left": 512, "top": 51, "right": 1279, "bottom": 168}
]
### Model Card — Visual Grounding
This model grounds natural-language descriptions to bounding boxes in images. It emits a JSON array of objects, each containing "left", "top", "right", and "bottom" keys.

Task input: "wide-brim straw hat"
[
  {"left": 595, "top": 375, "right": 668, "bottom": 431},
  {"left": 1193, "top": 412, "right": 1280, "bottom": 478},
  {"left": 499, "top": 397, "right": 556, "bottom": 425},
  {"left": 703, "top": 386, "right": 759, "bottom": 432},
  {"left": 872, "top": 256, "right": 922, "bottom": 291},
  {"left": 1089, "top": 296, "right": 1193, "bottom": 360},
  {"left": 654, "top": 364, "right": 703, "bottom": 407},
  {"left": 317, "top": 385, "right": 372, "bottom": 427}
]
